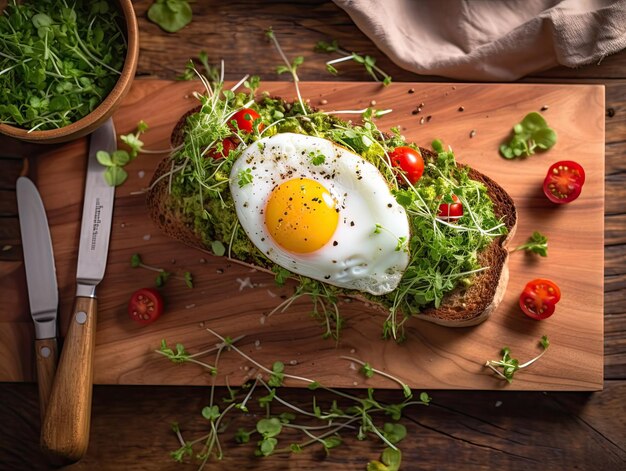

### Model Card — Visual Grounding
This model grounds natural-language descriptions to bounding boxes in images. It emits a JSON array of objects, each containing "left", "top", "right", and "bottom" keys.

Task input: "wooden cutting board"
[{"left": 0, "top": 80, "right": 604, "bottom": 391}]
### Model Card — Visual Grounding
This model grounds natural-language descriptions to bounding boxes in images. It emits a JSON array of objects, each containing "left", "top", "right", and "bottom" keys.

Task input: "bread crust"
[{"left": 147, "top": 104, "right": 518, "bottom": 327}]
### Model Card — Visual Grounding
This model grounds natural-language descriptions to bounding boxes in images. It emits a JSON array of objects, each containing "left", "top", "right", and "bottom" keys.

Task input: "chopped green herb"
[{"left": 315, "top": 39, "right": 392, "bottom": 85}]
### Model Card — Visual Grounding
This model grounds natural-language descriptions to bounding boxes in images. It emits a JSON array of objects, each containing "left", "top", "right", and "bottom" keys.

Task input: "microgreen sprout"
[
  {"left": 237, "top": 168, "right": 253, "bottom": 188},
  {"left": 97, "top": 121, "right": 149, "bottom": 187},
  {"left": 178, "top": 51, "right": 220, "bottom": 84},
  {"left": 265, "top": 28, "right": 308, "bottom": 116},
  {"left": 308, "top": 150, "right": 326, "bottom": 165},
  {"left": 315, "top": 39, "right": 392, "bottom": 85},
  {"left": 500, "top": 112, "right": 557, "bottom": 159},
  {"left": 484, "top": 335, "right": 550, "bottom": 383},
  {"left": 130, "top": 253, "right": 193, "bottom": 288},
  {"left": 157, "top": 329, "right": 432, "bottom": 469},
  {"left": 0, "top": 0, "right": 126, "bottom": 131},
  {"left": 512, "top": 231, "right": 548, "bottom": 257}
]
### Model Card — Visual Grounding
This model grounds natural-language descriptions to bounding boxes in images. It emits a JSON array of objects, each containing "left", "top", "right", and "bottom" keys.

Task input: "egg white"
[{"left": 229, "top": 132, "right": 411, "bottom": 295}]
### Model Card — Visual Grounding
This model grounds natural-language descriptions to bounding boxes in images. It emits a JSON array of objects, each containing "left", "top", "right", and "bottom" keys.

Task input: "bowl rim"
[{"left": 0, "top": 0, "right": 138, "bottom": 141}]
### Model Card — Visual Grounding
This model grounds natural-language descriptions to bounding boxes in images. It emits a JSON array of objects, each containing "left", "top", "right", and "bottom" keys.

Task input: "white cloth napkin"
[{"left": 333, "top": 0, "right": 626, "bottom": 81}]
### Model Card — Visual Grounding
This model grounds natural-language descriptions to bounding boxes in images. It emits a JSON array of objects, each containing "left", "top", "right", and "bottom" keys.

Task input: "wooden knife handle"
[
  {"left": 35, "top": 338, "right": 58, "bottom": 422},
  {"left": 41, "top": 296, "right": 97, "bottom": 462}
]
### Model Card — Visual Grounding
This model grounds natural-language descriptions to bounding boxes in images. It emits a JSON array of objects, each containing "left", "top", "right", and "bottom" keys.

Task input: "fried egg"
[{"left": 229, "top": 132, "right": 410, "bottom": 295}]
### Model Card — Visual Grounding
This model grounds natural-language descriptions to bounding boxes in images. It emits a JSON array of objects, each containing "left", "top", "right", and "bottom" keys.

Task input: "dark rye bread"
[{"left": 147, "top": 106, "right": 517, "bottom": 328}]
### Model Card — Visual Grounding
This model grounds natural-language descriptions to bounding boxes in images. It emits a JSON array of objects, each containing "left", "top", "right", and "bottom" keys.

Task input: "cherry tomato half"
[
  {"left": 231, "top": 108, "right": 263, "bottom": 134},
  {"left": 389, "top": 146, "right": 425, "bottom": 185},
  {"left": 207, "top": 138, "right": 236, "bottom": 160},
  {"left": 519, "top": 278, "right": 561, "bottom": 320},
  {"left": 438, "top": 194, "right": 463, "bottom": 221},
  {"left": 543, "top": 160, "right": 585, "bottom": 204},
  {"left": 128, "top": 288, "right": 164, "bottom": 325}
]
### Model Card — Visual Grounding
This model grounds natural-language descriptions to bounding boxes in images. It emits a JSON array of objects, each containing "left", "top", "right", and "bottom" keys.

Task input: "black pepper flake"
[
  {"left": 333, "top": 241, "right": 338, "bottom": 246},
  {"left": 541, "top": 105, "right": 549, "bottom": 111},
  {"left": 324, "top": 275, "right": 331, "bottom": 279},
  {"left": 426, "top": 115, "right": 432, "bottom": 122},
  {"left": 458, "top": 106, "right": 464, "bottom": 112},
  {"left": 607, "top": 108, "right": 615, "bottom": 118},
  {"left": 408, "top": 88, "right": 415, "bottom": 94},
  {"left": 469, "top": 130, "right": 476, "bottom": 138},
  {"left": 387, "top": 203, "right": 392, "bottom": 208},
  {"left": 350, "top": 221, "right": 355, "bottom": 226}
]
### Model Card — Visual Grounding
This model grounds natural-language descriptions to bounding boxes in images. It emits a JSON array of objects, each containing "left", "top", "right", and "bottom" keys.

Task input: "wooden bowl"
[{"left": 0, "top": 0, "right": 138, "bottom": 144}]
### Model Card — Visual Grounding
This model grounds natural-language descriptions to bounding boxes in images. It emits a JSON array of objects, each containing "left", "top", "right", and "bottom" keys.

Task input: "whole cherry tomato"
[
  {"left": 389, "top": 146, "right": 425, "bottom": 185},
  {"left": 231, "top": 108, "right": 263, "bottom": 134}
]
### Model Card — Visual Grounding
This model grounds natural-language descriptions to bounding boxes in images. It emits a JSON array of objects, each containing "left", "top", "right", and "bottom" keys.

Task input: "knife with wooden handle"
[
  {"left": 41, "top": 119, "right": 117, "bottom": 463},
  {"left": 16, "top": 176, "right": 60, "bottom": 422}
]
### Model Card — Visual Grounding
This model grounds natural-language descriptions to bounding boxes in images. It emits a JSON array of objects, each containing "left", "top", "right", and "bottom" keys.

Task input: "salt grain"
[
  {"left": 266, "top": 289, "right": 277, "bottom": 298},
  {"left": 259, "top": 316, "right": 266, "bottom": 325},
  {"left": 143, "top": 234, "right": 151, "bottom": 241},
  {"left": 185, "top": 304, "right": 196, "bottom": 309},
  {"left": 254, "top": 339, "right": 261, "bottom": 350},
  {"left": 495, "top": 401, "right": 503, "bottom": 407},
  {"left": 349, "top": 362, "right": 357, "bottom": 370},
  {"left": 137, "top": 170, "right": 145, "bottom": 179},
  {"left": 320, "top": 99, "right": 328, "bottom": 105}
]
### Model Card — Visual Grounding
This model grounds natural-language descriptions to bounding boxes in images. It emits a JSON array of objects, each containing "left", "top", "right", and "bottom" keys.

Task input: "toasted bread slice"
[{"left": 147, "top": 106, "right": 517, "bottom": 328}]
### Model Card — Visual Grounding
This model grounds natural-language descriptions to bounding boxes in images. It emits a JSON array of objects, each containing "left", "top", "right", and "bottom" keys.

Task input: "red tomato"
[
  {"left": 207, "top": 138, "right": 236, "bottom": 160},
  {"left": 389, "top": 146, "right": 425, "bottom": 185},
  {"left": 438, "top": 194, "right": 463, "bottom": 221},
  {"left": 543, "top": 160, "right": 585, "bottom": 204},
  {"left": 519, "top": 278, "right": 561, "bottom": 320},
  {"left": 128, "top": 288, "right": 164, "bottom": 325},
  {"left": 231, "top": 108, "right": 263, "bottom": 134}
]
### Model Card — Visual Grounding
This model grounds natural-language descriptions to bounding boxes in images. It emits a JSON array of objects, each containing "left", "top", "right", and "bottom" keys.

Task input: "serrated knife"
[
  {"left": 41, "top": 118, "right": 117, "bottom": 462},
  {"left": 16, "top": 176, "right": 59, "bottom": 422}
]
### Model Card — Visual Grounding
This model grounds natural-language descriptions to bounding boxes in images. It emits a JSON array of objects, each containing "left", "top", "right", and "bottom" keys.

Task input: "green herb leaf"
[
  {"left": 103, "top": 166, "right": 127, "bottom": 187},
  {"left": 237, "top": 168, "right": 253, "bottom": 188},
  {"left": 513, "top": 231, "right": 548, "bottom": 256},
  {"left": 96, "top": 151, "right": 114, "bottom": 167},
  {"left": 382, "top": 423, "right": 407, "bottom": 444},
  {"left": 268, "top": 361, "right": 285, "bottom": 387},
  {"left": 201, "top": 405, "right": 220, "bottom": 421},
  {"left": 500, "top": 112, "right": 557, "bottom": 159},
  {"left": 147, "top": 0, "right": 193, "bottom": 33},
  {"left": 360, "top": 363, "right": 374, "bottom": 378},
  {"left": 256, "top": 418, "right": 282, "bottom": 438},
  {"left": 211, "top": 240, "right": 226, "bottom": 256},
  {"left": 183, "top": 271, "right": 193, "bottom": 288},
  {"left": 130, "top": 253, "right": 142, "bottom": 268}
]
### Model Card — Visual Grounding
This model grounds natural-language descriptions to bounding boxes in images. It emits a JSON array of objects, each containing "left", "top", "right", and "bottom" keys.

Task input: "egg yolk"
[{"left": 265, "top": 178, "right": 338, "bottom": 253}]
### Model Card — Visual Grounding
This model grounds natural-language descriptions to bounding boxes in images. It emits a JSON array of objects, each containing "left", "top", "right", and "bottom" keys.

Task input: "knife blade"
[
  {"left": 41, "top": 118, "right": 117, "bottom": 462},
  {"left": 16, "top": 176, "right": 59, "bottom": 422}
]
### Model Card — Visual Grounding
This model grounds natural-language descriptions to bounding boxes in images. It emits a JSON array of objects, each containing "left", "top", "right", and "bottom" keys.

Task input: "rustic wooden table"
[{"left": 1, "top": 1, "right": 625, "bottom": 469}]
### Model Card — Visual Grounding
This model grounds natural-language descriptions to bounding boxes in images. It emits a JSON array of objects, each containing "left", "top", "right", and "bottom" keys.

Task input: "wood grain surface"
[
  {"left": 0, "top": 1, "right": 624, "bottom": 470},
  {"left": 0, "top": 80, "right": 605, "bottom": 392}
]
